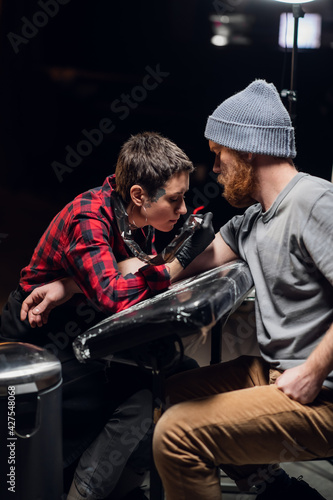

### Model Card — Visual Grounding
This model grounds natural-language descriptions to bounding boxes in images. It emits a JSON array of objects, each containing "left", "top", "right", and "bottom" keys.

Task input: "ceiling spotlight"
[{"left": 211, "top": 35, "right": 228, "bottom": 47}]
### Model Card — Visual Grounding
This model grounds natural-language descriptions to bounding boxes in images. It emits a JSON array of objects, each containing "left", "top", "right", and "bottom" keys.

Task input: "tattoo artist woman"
[{"left": 0, "top": 132, "right": 214, "bottom": 500}]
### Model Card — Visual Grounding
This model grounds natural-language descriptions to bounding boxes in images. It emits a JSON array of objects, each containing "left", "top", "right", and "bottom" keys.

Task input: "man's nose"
[{"left": 213, "top": 156, "right": 221, "bottom": 173}]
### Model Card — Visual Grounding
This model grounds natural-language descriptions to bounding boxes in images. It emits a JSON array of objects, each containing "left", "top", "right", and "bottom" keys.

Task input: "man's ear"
[
  {"left": 129, "top": 185, "right": 145, "bottom": 206},
  {"left": 247, "top": 152, "right": 256, "bottom": 162}
]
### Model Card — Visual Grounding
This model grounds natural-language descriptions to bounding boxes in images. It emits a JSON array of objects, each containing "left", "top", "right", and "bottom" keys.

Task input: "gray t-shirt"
[{"left": 220, "top": 172, "right": 333, "bottom": 389}]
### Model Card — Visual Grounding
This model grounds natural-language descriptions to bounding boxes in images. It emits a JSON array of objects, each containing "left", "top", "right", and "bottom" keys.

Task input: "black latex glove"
[{"left": 176, "top": 212, "right": 215, "bottom": 268}]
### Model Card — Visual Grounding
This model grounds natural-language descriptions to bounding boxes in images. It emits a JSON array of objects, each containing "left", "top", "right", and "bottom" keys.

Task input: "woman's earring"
[
  {"left": 142, "top": 205, "right": 148, "bottom": 225},
  {"left": 130, "top": 205, "right": 139, "bottom": 229}
]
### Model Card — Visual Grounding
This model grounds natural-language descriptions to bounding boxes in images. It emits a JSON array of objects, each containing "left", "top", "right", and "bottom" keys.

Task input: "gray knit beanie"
[{"left": 204, "top": 79, "right": 296, "bottom": 158}]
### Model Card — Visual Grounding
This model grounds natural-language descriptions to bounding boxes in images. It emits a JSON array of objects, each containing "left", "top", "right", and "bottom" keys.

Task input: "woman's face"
[{"left": 143, "top": 171, "right": 189, "bottom": 232}]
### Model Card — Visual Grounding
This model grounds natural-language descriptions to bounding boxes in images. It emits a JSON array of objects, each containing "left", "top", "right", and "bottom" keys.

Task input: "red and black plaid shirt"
[{"left": 20, "top": 175, "right": 170, "bottom": 314}]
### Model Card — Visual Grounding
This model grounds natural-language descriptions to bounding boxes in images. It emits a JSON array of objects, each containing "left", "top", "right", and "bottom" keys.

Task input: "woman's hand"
[
  {"left": 20, "top": 278, "right": 82, "bottom": 328},
  {"left": 176, "top": 212, "right": 215, "bottom": 269}
]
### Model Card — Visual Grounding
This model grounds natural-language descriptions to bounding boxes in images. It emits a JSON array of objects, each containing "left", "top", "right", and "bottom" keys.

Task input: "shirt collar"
[{"left": 261, "top": 172, "right": 309, "bottom": 223}]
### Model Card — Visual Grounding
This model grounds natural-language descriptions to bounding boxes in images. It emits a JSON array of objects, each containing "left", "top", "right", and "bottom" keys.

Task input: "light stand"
[
  {"left": 281, "top": 4, "right": 304, "bottom": 124},
  {"left": 272, "top": 0, "right": 316, "bottom": 124}
]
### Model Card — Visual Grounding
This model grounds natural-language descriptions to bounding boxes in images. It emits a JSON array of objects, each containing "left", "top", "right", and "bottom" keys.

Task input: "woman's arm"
[
  {"left": 20, "top": 277, "right": 83, "bottom": 328},
  {"left": 21, "top": 213, "right": 216, "bottom": 326},
  {"left": 20, "top": 257, "right": 151, "bottom": 327}
]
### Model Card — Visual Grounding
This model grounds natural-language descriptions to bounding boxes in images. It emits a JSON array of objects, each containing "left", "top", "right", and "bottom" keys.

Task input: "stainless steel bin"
[{"left": 0, "top": 342, "right": 63, "bottom": 500}]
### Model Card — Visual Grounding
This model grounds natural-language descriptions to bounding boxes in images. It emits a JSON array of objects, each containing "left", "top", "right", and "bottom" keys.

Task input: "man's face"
[{"left": 209, "top": 141, "right": 258, "bottom": 208}]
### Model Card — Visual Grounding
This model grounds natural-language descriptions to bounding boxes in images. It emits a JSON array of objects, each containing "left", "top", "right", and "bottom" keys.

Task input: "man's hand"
[
  {"left": 20, "top": 278, "right": 82, "bottom": 328},
  {"left": 276, "top": 323, "right": 333, "bottom": 405},
  {"left": 275, "top": 363, "right": 324, "bottom": 404}
]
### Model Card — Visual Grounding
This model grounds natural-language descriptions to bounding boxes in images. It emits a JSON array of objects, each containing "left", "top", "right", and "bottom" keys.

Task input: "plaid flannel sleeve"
[{"left": 61, "top": 212, "right": 170, "bottom": 314}]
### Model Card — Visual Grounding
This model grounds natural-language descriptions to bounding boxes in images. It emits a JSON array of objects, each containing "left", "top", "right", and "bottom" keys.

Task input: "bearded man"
[{"left": 153, "top": 79, "right": 333, "bottom": 500}]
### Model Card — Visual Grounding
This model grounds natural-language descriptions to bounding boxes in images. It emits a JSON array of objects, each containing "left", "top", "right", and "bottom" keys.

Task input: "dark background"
[{"left": 1, "top": 0, "right": 333, "bottom": 308}]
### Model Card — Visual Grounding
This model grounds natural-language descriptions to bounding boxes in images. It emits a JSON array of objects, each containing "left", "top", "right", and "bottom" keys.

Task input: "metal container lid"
[{"left": 0, "top": 342, "right": 61, "bottom": 395}]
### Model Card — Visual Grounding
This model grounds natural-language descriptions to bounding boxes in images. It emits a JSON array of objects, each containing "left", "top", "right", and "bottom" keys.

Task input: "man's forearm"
[
  {"left": 166, "top": 258, "right": 184, "bottom": 282},
  {"left": 171, "top": 233, "right": 239, "bottom": 283},
  {"left": 305, "top": 322, "right": 333, "bottom": 381},
  {"left": 275, "top": 322, "right": 333, "bottom": 404},
  {"left": 117, "top": 257, "right": 147, "bottom": 276}
]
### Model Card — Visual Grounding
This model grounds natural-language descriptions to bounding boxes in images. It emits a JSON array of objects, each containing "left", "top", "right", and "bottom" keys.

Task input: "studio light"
[{"left": 278, "top": 13, "right": 321, "bottom": 49}]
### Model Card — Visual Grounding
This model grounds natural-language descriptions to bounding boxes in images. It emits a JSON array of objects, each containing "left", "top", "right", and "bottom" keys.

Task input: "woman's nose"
[{"left": 177, "top": 199, "right": 187, "bottom": 215}]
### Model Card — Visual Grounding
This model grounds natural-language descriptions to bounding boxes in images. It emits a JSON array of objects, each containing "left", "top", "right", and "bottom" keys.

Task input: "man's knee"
[
  {"left": 153, "top": 405, "right": 184, "bottom": 465},
  {"left": 152, "top": 413, "right": 169, "bottom": 468}
]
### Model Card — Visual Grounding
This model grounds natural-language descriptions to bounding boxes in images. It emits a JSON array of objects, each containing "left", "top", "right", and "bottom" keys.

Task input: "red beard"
[{"left": 218, "top": 152, "right": 258, "bottom": 208}]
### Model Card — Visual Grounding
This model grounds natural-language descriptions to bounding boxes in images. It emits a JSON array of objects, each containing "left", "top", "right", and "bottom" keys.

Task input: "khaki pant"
[{"left": 153, "top": 356, "right": 333, "bottom": 500}]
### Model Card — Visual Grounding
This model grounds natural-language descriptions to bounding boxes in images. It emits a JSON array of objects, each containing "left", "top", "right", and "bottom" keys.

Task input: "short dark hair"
[{"left": 115, "top": 132, "right": 194, "bottom": 204}]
